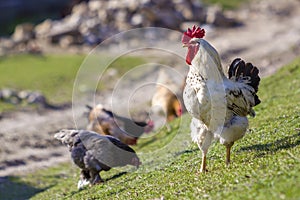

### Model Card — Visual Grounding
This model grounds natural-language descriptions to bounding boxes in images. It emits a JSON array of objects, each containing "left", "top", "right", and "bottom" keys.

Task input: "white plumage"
[{"left": 182, "top": 29, "right": 260, "bottom": 172}]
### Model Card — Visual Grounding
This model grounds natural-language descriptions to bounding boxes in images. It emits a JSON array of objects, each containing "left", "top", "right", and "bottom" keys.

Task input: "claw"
[{"left": 77, "top": 179, "right": 90, "bottom": 190}]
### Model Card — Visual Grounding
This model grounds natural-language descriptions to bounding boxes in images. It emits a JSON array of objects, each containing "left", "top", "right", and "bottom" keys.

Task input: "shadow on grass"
[
  {"left": 175, "top": 148, "right": 198, "bottom": 157},
  {"left": 0, "top": 176, "right": 54, "bottom": 200},
  {"left": 137, "top": 137, "right": 157, "bottom": 149},
  {"left": 66, "top": 172, "right": 129, "bottom": 198},
  {"left": 137, "top": 125, "right": 178, "bottom": 150},
  {"left": 104, "top": 171, "right": 128, "bottom": 182},
  {"left": 239, "top": 132, "right": 300, "bottom": 155}
]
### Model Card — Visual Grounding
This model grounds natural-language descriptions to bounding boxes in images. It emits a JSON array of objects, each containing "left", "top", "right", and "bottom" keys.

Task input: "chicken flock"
[{"left": 55, "top": 25, "right": 261, "bottom": 189}]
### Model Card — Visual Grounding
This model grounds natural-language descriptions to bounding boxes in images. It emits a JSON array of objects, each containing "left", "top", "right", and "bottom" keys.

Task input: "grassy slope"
[{"left": 1, "top": 58, "right": 300, "bottom": 200}]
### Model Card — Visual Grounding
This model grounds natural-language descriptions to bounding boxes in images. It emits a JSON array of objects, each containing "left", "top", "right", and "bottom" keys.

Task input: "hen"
[
  {"left": 54, "top": 129, "right": 140, "bottom": 189},
  {"left": 151, "top": 69, "right": 183, "bottom": 124},
  {"left": 86, "top": 104, "right": 154, "bottom": 145},
  {"left": 182, "top": 26, "right": 260, "bottom": 172}
]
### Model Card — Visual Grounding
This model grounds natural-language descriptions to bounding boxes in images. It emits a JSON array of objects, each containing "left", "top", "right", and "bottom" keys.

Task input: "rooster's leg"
[
  {"left": 200, "top": 152, "right": 207, "bottom": 173},
  {"left": 197, "top": 131, "right": 213, "bottom": 173},
  {"left": 225, "top": 142, "right": 234, "bottom": 166}
]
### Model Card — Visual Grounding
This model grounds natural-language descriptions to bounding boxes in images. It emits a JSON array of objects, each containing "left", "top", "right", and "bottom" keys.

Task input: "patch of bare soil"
[
  {"left": 0, "top": 0, "right": 300, "bottom": 177},
  {"left": 0, "top": 107, "right": 82, "bottom": 176}
]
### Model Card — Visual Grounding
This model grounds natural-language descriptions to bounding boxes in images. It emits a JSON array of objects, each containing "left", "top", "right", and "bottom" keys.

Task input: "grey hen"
[{"left": 54, "top": 129, "right": 141, "bottom": 189}]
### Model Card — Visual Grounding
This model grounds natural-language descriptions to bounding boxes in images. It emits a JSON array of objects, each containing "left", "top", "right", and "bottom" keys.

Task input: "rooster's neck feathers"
[{"left": 189, "top": 39, "right": 225, "bottom": 82}]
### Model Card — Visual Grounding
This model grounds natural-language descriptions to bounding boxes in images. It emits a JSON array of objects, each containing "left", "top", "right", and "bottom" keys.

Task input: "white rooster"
[{"left": 182, "top": 26, "right": 260, "bottom": 172}]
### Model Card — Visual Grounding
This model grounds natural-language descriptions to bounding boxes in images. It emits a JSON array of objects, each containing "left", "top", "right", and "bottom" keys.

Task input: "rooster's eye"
[{"left": 189, "top": 40, "right": 199, "bottom": 45}]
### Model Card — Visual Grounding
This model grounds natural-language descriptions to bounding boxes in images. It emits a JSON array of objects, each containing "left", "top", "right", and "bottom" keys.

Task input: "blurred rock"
[
  {"left": 131, "top": 13, "right": 144, "bottom": 27},
  {"left": 175, "top": 1, "right": 194, "bottom": 20},
  {"left": 176, "top": 0, "right": 203, "bottom": 21},
  {"left": 88, "top": 0, "right": 103, "bottom": 12},
  {"left": 12, "top": 23, "right": 35, "bottom": 43},
  {"left": 59, "top": 35, "right": 75, "bottom": 48},
  {"left": 1, "top": 88, "right": 70, "bottom": 110},
  {"left": 1, "top": 0, "right": 241, "bottom": 53},
  {"left": 0, "top": 88, "right": 20, "bottom": 104},
  {"left": 18, "top": 90, "right": 31, "bottom": 100},
  {"left": 35, "top": 19, "right": 53, "bottom": 38},
  {"left": 206, "top": 5, "right": 240, "bottom": 27},
  {"left": 0, "top": 38, "right": 15, "bottom": 50},
  {"left": 71, "top": 2, "right": 89, "bottom": 17},
  {"left": 26, "top": 91, "right": 46, "bottom": 105}
]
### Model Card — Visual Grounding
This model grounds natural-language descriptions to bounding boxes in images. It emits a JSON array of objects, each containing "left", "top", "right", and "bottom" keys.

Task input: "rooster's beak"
[{"left": 182, "top": 44, "right": 188, "bottom": 48}]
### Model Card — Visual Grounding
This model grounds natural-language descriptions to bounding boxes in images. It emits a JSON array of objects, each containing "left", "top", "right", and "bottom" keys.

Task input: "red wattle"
[{"left": 186, "top": 45, "right": 199, "bottom": 65}]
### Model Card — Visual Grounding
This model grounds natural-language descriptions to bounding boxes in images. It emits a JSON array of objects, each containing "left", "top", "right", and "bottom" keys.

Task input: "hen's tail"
[
  {"left": 54, "top": 129, "right": 79, "bottom": 145},
  {"left": 228, "top": 58, "right": 261, "bottom": 105}
]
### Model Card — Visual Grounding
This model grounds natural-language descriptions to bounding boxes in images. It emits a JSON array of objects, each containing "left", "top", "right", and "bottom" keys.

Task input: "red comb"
[{"left": 181, "top": 25, "right": 205, "bottom": 44}]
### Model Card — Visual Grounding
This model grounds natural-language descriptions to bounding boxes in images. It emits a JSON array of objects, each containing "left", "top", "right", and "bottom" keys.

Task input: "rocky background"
[{"left": 0, "top": 0, "right": 238, "bottom": 55}]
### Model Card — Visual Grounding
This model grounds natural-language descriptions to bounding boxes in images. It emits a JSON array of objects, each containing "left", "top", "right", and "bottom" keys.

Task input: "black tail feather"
[
  {"left": 254, "top": 94, "right": 261, "bottom": 105},
  {"left": 228, "top": 58, "right": 261, "bottom": 105},
  {"left": 235, "top": 60, "right": 246, "bottom": 79},
  {"left": 228, "top": 58, "right": 241, "bottom": 78}
]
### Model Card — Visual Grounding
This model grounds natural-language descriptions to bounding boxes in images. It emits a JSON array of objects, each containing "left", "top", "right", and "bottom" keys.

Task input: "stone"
[
  {"left": 26, "top": 91, "right": 46, "bottom": 104},
  {"left": 18, "top": 90, "right": 31, "bottom": 100},
  {"left": 12, "top": 23, "right": 35, "bottom": 43},
  {"left": 72, "top": 2, "right": 89, "bottom": 16},
  {"left": 0, "top": 38, "right": 15, "bottom": 49},
  {"left": 34, "top": 19, "right": 52, "bottom": 38},
  {"left": 126, "top": 0, "right": 140, "bottom": 11},
  {"left": 59, "top": 35, "right": 75, "bottom": 48},
  {"left": 206, "top": 5, "right": 239, "bottom": 27},
  {"left": 175, "top": 2, "right": 194, "bottom": 20},
  {"left": 0, "top": 88, "right": 20, "bottom": 104},
  {"left": 131, "top": 13, "right": 144, "bottom": 26},
  {"left": 88, "top": 0, "right": 103, "bottom": 12}
]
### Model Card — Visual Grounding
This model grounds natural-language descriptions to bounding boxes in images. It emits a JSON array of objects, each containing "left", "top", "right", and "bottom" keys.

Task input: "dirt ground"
[{"left": 0, "top": 0, "right": 300, "bottom": 177}]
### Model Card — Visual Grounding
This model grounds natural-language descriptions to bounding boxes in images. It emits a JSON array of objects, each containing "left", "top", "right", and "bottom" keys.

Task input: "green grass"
[
  {"left": 1, "top": 58, "right": 300, "bottom": 199},
  {"left": 0, "top": 54, "right": 85, "bottom": 111},
  {"left": 0, "top": 54, "right": 145, "bottom": 112}
]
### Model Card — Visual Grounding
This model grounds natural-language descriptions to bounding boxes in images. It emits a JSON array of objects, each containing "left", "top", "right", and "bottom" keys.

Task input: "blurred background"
[
  {"left": 0, "top": 0, "right": 86, "bottom": 35},
  {"left": 0, "top": 0, "right": 300, "bottom": 198},
  {"left": 0, "top": 0, "right": 242, "bottom": 54}
]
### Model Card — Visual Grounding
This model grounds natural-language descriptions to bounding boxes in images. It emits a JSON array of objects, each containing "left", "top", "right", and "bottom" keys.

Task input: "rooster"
[
  {"left": 54, "top": 129, "right": 140, "bottom": 189},
  {"left": 86, "top": 104, "right": 154, "bottom": 145},
  {"left": 151, "top": 69, "right": 183, "bottom": 125},
  {"left": 182, "top": 26, "right": 260, "bottom": 172}
]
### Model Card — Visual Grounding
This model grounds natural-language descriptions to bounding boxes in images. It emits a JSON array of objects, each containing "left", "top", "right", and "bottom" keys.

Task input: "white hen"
[{"left": 182, "top": 26, "right": 261, "bottom": 172}]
